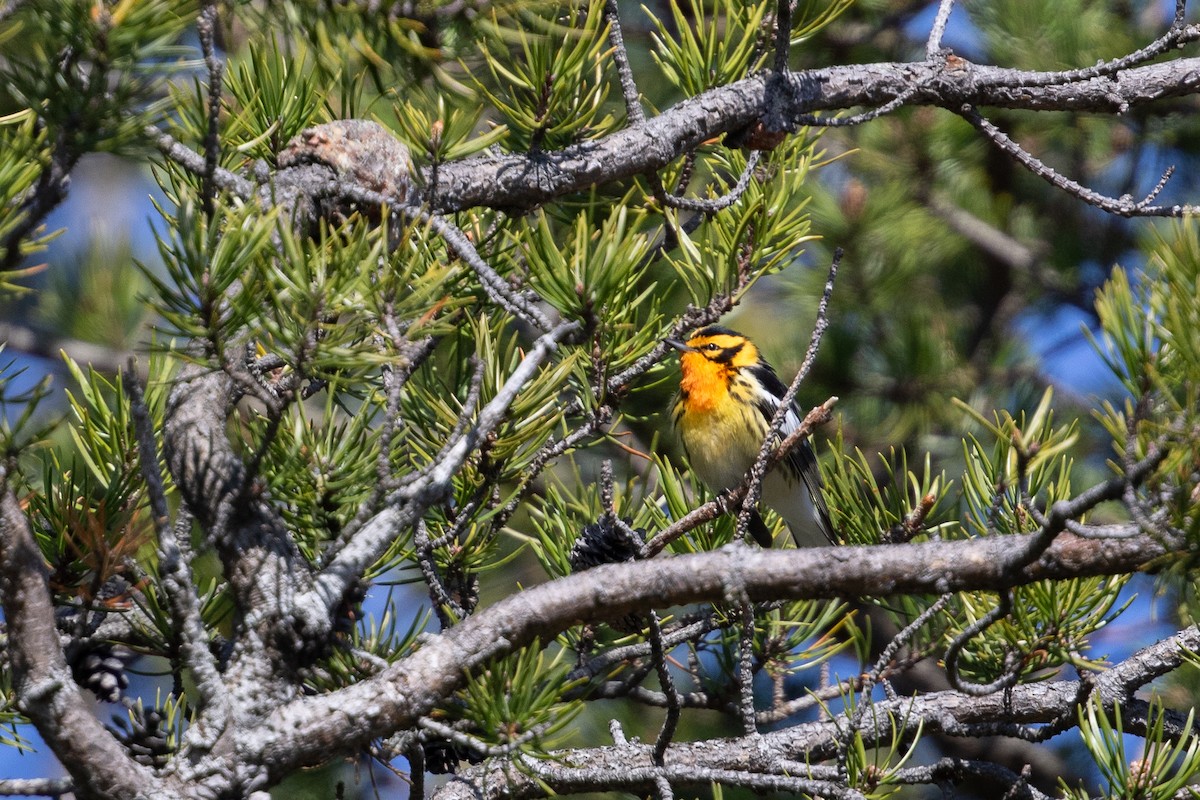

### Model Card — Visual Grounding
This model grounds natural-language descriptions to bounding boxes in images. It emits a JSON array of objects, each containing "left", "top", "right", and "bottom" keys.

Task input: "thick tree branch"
[
  {"left": 125, "top": 370, "right": 227, "bottom": 732},
  {"left": 233, "top": 525, "right": 1175, "bottom": 785},
  {"left": 147, "top": 57, "right": 1200, "bottom": 220},
  {"left": 0, "top": 485, "right": 169, "bottom": 800},
  {"left": 425, "top": 58, "right": 1200, "bottom": 212},
  {"left": 0, "top": 777, "right": 74, "bottom": 798},
  {"left": 162, "top": 362, "right": 320, "bottom": 711}
]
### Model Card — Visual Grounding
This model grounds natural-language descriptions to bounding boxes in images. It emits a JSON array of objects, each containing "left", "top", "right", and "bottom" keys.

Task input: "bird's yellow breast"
[{"left": 674, "top": 366, "right": 765, "bottom": 491}]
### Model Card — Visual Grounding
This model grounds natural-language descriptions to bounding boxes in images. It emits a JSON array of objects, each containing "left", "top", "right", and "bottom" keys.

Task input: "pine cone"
[
  {"left": 70, "top": 644, "right": 129, "bottom": 703},
  {"left": 112, "top": 707, "right": 172, "bottom": 769},
  {"left": 568, "top": 518, "right": 643, "bottom": 571},
  {"left": 422, "top": 739, "right": 459, "bottom": 775}
]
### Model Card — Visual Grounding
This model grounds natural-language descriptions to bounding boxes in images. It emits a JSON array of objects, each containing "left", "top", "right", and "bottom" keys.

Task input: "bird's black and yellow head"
[
  {"left": 666, "top": 326, "right": 761, "bottom": 368},
  {"left": 666, "top": 326, "right": 763, "bottom": 413}
]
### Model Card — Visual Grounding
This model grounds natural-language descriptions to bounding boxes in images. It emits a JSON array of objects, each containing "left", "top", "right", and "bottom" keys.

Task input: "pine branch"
[
  {"left": 0, "top": 484, "right": 165, "bottom": 799},
  {"left": 231, "top": 523, "right": 1177, "bottom": 783},
  {"left": 431, "top": 624, "right": 1200, "bottom": 800}
]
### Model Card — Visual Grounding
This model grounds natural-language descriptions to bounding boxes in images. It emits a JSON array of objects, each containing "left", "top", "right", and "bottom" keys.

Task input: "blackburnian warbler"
[{"left": 667, "top": 326, "right": 834, "bottom": 548}]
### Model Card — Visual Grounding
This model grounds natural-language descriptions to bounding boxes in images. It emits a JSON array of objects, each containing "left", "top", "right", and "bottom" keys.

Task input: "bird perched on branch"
[{"left": 667, "top": 325, "right": 834, "bottom": 548}]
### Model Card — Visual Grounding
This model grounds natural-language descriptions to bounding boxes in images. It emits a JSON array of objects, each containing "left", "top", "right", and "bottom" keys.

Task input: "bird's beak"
[{"left": 664, "top": 338, "right": 697, "bottom": 353}]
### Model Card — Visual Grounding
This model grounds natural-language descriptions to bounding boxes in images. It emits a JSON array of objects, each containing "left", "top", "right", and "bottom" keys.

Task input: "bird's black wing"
[{"left": 746, "top": 363, "right": 835, "bottom": 544}]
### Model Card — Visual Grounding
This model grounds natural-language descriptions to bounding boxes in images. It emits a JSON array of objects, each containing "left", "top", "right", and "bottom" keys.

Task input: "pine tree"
[{"left": 1, "top": 1, "right": 1200, "bottom": 798}]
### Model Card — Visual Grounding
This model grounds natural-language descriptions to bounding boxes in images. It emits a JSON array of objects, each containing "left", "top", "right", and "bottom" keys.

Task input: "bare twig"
[
  {"left": 145, "top": 125, "right": 253, "bottom": 198},
  {"left": 565, "top": 617, "right": 720, "bottom": 692},
  {"left": 736, "top": 597, "right": 758, "bottom": 735},
  {"left": 647, "top": 610, "right": 680, "bottom": 764},
  {"left": 395, "top": 204, "right": 555, "bottom": 332},
  {"left": 790, "top": 82, "right": 924, "bottom": 128},
  {"left": 960, "top": 105, "right": 1200, "bottom": 218},
  {"left": 287, "top": 172, "right": 547, "bottom": 331},
  {"left": 900, "top": 759, "right": 1049, "bottom": 800},
  {"left": 1021, "top": 440, "right": 1169, "bottom": 560},
  {"left": 737, "top": 247, "right": 840, "bottom": 541},
  {"left": 394, "top": 319, "right": 578, "bottom": 504},
  {"left": 317, "top": 320, "right": 579, "bottom": 603},
  {"left": 756, "top": 675, "right": 865, "bottom": 724},
  {"left": 604, "top": 0, "right": 643, "bottom": 124},
  {"left": 854, "top": 594, "right": 952, "bottom": 727},
  {"left": 389, "top": 357, "right": 487, "bottom": 492},
  {"left": 491, "top": 408, "right": 613, "bottom": 531},
  {"left": 659, "top": 151, "right": 762, "bottom": 212},
  {"left": 773, "top": 0, "right": 791, "bottom": 73},
  {"left": 925, "top": 0, "right": 956, "bottom": 59},
  {"left": 332, "top": 335, "right": 438, "bottom": 553},
  {"left": 990, "top": 2, "right": 1199, "bottom": 89},
  {"left": 943, "top": 590, "right": 1020, "bottom": 695},
  {"left": 197, "top": 2, "right": 224, "bottom": 219},
  {"left": 416, "top": 717, "right": 553, "bottom": 760},
  {"left": 414, "top": 520, "right": 463, "bottom": 629}
]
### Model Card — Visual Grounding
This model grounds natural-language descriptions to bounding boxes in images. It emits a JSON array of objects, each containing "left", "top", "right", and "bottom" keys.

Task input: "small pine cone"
[
  {"left": 70, "top": 644, "right": 129, "bottom": 703},
  {"left": 568, "top": 519, "right": 643, "bottom": 572},
  {"left": 112, "top": 707, "right": 172, "bottom": 769},
  {"left": 569, "top": 520, "right": 646, "bottom": 634},
  {"left": 422, "top": 739, "right": 459, "bottom": 775}
]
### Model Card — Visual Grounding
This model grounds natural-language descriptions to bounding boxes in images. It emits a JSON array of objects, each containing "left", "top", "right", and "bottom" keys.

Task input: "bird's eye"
[{"left": 705, "top": 343, "right": 719, "bottom": 351}]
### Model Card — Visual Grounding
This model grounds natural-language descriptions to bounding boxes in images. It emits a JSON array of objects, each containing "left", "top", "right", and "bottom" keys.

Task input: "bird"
[{"left": 666, "top": 325, "right": 834, "bottom": 548}]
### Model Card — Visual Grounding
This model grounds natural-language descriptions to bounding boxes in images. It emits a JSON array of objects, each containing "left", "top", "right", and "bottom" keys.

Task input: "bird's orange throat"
[{"left": 678, "top": 352, "right": 735, "bottom": 414}]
